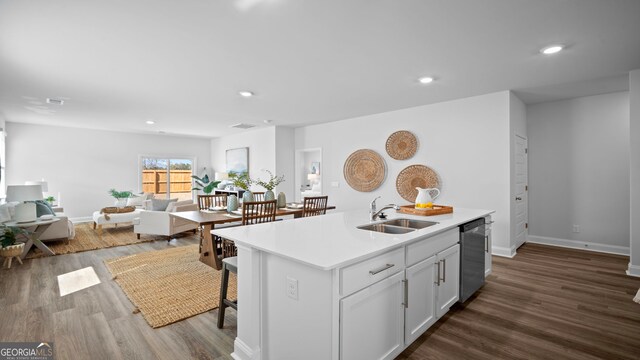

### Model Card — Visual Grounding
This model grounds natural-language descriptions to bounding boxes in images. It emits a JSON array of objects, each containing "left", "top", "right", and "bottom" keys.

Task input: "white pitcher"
[{"left": 415, "top": 187, "right": 440, "bottom": 209}]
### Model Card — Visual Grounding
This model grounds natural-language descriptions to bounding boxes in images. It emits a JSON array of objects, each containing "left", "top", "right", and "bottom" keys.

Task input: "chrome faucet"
[{"left": 370, "top": 197, "right": 400, "bottom": 221}]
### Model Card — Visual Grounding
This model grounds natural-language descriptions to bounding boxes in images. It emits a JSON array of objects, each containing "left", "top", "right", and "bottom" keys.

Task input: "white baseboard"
[
  {"left": 627, "top": 263, "right": 640, "bottom": 277},
  {"left": 70, "top": 216, "right": 93, "bottom": 223},
  {"left": 232, "top": 338, "right": 260, "bottom": 360},
  {"left": 491, "top": 245, "right": 516, "bottom": 258},
  {"left": 527, "top": 235, "right": 629, "bottom": 256}
]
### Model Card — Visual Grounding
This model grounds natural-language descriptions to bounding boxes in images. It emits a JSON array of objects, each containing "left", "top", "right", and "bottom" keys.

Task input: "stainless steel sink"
[
  {"left": 380, "top": 218, "right": 439, "bottom": 229},
  {"left": 357, "top": 223, "right": 416, "bottom": 234}
]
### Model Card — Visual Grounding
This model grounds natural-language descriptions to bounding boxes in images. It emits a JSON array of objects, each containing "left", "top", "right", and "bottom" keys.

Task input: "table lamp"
[
  {"left": 6, "top": 184, "right": 43, "bottom": 223},
  {"left": 25, "top": 180, "right": 48, "bottom": 196}
]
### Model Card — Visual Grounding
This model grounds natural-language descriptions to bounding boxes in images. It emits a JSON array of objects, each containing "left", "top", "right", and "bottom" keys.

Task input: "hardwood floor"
[
  {"left": 0, "top": 236, "right": 236, "bottom": 360},
  {"left": 398, "top": 243, "right": 640, "bottom": 360},
  {"left": 1, "top": 239, "right": 638, "bottom": 359}
]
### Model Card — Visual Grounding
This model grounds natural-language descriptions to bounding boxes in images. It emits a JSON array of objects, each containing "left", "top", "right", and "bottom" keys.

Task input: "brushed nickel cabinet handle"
[
  {"left": 369, "top": 263, "right": 394, "bottom": 275},
  {"left": 402, "top": 279, "right": 408, "bottom": 308},
  {"left": 442, "top": 259, "right": 446, "bottom": 283},
  {"left": 485, "top": 235, "right": 489, "bottom": 252},
  {"left": 436, "top": 261, "right": 441, "bottom": 286}
]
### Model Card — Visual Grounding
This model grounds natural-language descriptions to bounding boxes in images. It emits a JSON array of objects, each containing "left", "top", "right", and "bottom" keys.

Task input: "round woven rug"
[
  {"left": 386, "top": 130, "right": 418, "bottom": 160},
  {"left": 343, "top": 149, "right": 386, "bottom": 192},
  {"left": 396, "top": 164, "right": 441, "bottom": 202}
]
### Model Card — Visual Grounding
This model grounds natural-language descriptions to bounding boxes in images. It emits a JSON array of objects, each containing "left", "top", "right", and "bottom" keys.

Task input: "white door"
[
  {"left": 340, "top": 271, "right": 405, "bottom": 360},
  {"left": 436, "top": 244, "right": 460, "bottom": 318},
  {"left": 515, "top": 135, "right": 528, "bottom": 249},
  {"left": 405, "top": 255, "right": 437, "bottom": 345}
]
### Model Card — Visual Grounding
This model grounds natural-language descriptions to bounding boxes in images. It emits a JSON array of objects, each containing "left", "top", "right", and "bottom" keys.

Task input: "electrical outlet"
[
  {"left": 572, "top": 225, "right": 580, "bottom": 233},
  {"left": 286, "top": 276, "right": 298, "bottom": 300},
  {"left": 331, "top": 181, "right": 340, "bottom": 188}
]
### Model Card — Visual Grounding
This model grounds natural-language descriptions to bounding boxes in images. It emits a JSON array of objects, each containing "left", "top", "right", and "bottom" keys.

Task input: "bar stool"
[
  {"left": 217, "top": 256, "right": 237, "bottom": 329},
  {"left": 217, "top": 199, "right": 277, "bottom": 329}
]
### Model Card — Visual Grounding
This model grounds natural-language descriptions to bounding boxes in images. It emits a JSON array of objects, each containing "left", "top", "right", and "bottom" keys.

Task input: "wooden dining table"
[{"left": 171, "top": 206, "right": 335, "bottom": 270}]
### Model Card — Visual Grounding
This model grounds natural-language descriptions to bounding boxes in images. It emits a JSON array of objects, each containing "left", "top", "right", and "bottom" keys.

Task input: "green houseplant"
[
  {"left": 191, "top": 174, "right": 220, "bottom": 194},
  {"left": 45, "top": 195, "right": 56, "bottom": 206},
  {"left": 108, "top": 189, "right": 133, "bottom": 207},
  {"left": 255, "top": 170, "right": 285, "bottom": 201},
  {"left": 229, "top": 172, "right": 252, "bottom": 190},
  {"left": 0, "top": 225, "right": 29, "bottom": 268}
]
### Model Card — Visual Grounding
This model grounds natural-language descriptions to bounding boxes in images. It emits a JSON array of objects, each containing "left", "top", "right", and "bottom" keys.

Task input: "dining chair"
[
  {"left": 301, "top": 196, "right": 329, "bottom": 217},
  {"left": 252, "top": 192, "right": 265, "bottom": 202},
  {"left": 197, "top": 194, "right": 227, "bottom": 210},
  {"left": 218, "top": 200, "right": 277, "bottom": 329}
]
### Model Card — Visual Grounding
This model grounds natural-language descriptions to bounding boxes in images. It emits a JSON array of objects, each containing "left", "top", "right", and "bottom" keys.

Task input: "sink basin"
[
  {"left": 380, "top": 218, "right": 439, "bottom": 229},
  {"left": 357, "top": 223, "right": 416, "bottom": 234}
]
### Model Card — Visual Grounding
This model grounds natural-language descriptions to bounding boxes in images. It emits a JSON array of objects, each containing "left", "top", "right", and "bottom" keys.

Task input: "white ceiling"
[{"left": 1, "top": 0, "right": 639, "bottom": 138}]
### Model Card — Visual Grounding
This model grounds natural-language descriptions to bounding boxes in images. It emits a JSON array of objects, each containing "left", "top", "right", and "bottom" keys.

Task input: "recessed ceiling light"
[
  {"left": 418, "top": 77, "right": 434, "bottom": 84},
  {"left": 540, "top": 45, "right": 564, "bottom": 55},
  {"left": 145, "top": 120, "right": 155, "bottom": 125},
  {"left": 239, "top": 91, "right": 254, "bottom": 97}
]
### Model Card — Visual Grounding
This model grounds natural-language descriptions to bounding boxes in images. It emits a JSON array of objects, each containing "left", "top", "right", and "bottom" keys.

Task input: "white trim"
[
  {"left": 231, "top": 338, "right": 259, "bottom": 360},
  {"left": 627, "top": 263, "right": 640, "bottom": 277},
  {"left": 70, "top": 216, "right": 93, "bottom": 223},
  {"left": 491, "top": 245, "right": 516, "bottom": 258},
  {"left": 527, "top": 235, "right": 629, "bottom": 256}
]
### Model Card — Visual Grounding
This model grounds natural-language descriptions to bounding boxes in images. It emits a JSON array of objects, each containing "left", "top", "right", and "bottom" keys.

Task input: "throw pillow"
[
  {"left": 34, "top": 200, "right": 56, "bottom": 217},
  {"left": 126, "top": 195, "right": 146, "bottom": 207},
  {"left": 150, "top": 198, "right": 178, "bottom": 211},
  {"left": 0, "top": 204, "right": 11, "bottom": 222}
]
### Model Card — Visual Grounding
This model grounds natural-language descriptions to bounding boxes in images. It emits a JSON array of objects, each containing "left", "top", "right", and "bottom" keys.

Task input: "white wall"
[
  {"left": 527, "top": 92, "right": 630, "bottom": 254},
  {"left": 295, "top": 91, "right": 514, "bottom": 256},
  {"left": 210, "top": 127, "right": 277, "bottom": 192},
  {"left": 5, "top": 123, "right": 211, "bottom": 220},
  {"left": 630, "top": 70, "right": 640, "bottom": 275},
  {"left": 275, "top": 127, "right": 295, "bottom": 199}
]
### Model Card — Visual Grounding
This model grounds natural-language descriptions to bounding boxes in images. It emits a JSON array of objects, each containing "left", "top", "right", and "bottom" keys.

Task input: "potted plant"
[
  {"left": 229, "top": 172, "right": 252, "bottom": 191},
  {"left": 254, "top": 170, "right": 285, "bottom": 201},
  {"left": 108, "top": 189, "right": 133, "bottom": 207},
  {"left": 191, "top": 174, "right": 220, "bottom": 194},
  {"left": 0, "top": 225, "right": 29, "bottom": 268},
  {"left": 45, "top": 195, "right": 56, "bottom": 206}
]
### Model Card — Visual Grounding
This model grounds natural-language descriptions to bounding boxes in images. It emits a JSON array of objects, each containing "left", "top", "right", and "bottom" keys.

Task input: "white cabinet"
[
  {"left": 435, "top": 244, "right": 460, "bottom": 318},
  {"left": 340, "top": 271, "right": 405, "bottom": 360},
  {"left": 484, "top": 215, "right": 492, "bottom": 277},
  {"left": 405, "top": 255, "right": 437, "bottom": 345}
]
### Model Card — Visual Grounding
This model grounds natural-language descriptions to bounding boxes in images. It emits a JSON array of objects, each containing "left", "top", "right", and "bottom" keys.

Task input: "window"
[{"left": 140, "top": 157, "right": 194, "bottom": 201}]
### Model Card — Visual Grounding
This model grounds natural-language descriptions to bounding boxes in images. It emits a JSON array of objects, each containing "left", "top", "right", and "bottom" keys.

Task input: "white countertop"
[{"left": 212, "top": 208, "right": 494, "bottom": 270}]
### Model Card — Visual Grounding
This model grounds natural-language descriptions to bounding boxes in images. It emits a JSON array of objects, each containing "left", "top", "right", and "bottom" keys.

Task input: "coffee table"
[{"left": 92, "top": 209, "right": 142, "bottom": 235}]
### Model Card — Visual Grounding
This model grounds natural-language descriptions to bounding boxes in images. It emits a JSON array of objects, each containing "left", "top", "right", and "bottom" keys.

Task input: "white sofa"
[
  {"left": 133, "top": 200, "right": 198, "bottom": 239},
  {"left": 0, "top": 203, "right": 75, "bottom": 241}
]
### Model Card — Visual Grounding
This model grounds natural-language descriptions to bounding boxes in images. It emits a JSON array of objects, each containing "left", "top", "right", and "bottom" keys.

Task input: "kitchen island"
[{"left": 213, "top": 208, "right": 494, "bottom": 360}]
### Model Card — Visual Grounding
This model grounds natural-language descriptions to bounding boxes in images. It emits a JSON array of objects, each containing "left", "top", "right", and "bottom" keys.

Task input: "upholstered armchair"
[{"left": 133, "top": 200, "right": 198, "bottom": 238}]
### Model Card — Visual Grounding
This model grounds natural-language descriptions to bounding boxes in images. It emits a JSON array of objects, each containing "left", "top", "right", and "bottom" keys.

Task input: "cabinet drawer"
[
  {"left": 340, "top": 247, "right": 404, "bottom": 296},
  {"left": 406, "top": 228, "right": 459, "bottom": 266}
]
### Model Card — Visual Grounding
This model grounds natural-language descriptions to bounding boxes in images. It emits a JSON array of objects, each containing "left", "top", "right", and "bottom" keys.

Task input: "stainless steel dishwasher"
[{"left": 459, "top": 218, "right": 486, "bottom": 303}]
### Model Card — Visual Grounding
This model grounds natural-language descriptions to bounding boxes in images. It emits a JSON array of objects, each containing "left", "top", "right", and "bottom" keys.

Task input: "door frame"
[{"left": 513, "top": 134, "right": 528, "bottom": 250}]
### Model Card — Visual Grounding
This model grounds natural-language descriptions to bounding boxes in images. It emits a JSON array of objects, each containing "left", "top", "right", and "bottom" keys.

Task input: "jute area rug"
[
  {"left": 26, "top": 222, "right": 189, "bottom": 259},
  {"left": 104, "top": 244, "right": 237, "bottom": 328}
]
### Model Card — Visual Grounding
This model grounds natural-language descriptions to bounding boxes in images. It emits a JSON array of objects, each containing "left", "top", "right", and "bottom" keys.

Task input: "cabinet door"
[
  {"left": 340, "top": 271, "right": 405, "bottom": 360},
  {"left": 436, "top": 244, "right": 460, "bottom": 318},
  {"left": 405, "top": 255, "right": 437, "bottom": 345},
  {"left": 485, "top": 225, "right": 492, "bottom": 277}
]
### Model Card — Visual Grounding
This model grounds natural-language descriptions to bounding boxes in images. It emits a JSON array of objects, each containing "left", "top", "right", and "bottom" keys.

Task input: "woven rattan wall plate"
[
  {"left": 386, "top": 130, "right": 417, "bottom": 160},
  {"left": 396, "top": 165, "right": 440, "bottom": 202},
  {"left": 343, "top": 149, "right": 386, "bottom": 192}
]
